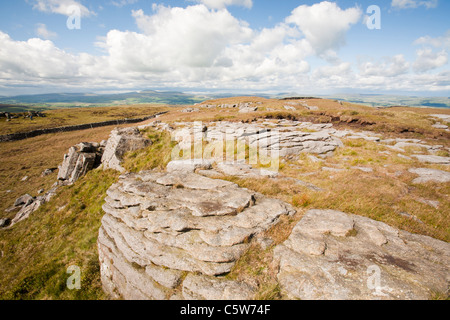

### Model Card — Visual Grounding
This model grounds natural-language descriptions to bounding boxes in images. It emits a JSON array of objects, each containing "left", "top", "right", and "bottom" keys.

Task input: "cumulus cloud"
[
  {"left": 285, "top": 1, "right": 362, "bottom": 54},
  {"left": 110, "top": 0, "right": 139, "bottom": 7},
  {"left": 0, "top": 31, "right": 78, "bottom": 79},
  {"left": 414, "top": 30, "right": 450, "bottom": 48},
  {"left": 193, "top": 0, "right": 253, "bottom": 9},
  {"left": 35, "top": 23, "right": 58, "bottom": 39},
  {"left": 391, "top": 0, "right": 438, "bottom": 9},
  {"left": 2, "top": 1, "right": 448, "bottom": 94},
  {"left": 32, "top": 0, "right": 94, "bottom": 17},
  {"left": 359, "top": 55, "right": 410, "bottom": 77},
  {"left": 413, "top": 48, "right": 448, "bottom": 72}
]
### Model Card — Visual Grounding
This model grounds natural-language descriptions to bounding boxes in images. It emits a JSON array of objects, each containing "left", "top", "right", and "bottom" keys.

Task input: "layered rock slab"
[
  {"left": 58, "top": 142, "right": 104, "bottom": 185},
  {"left": 101, "top": 127, "right": 152, "bottom": 173},
  {"left": 98, "top": 171, "right": 295, "bottom": 299},
  {"left": 274, "top": 209, "right": 450, "bottom": 300}
]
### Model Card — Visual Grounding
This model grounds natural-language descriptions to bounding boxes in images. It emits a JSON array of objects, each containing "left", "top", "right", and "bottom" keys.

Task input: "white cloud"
[
  {"left": 1, "top": 2, "right": 448, "bottom": 95},
  {"left": 193, "top": 0, "right": 253, "bottom": 9},
  {"left": 313, "top": 62, "right": 352, "bottom": 78},
  {"left": 119, "top": 5, "right": 253, "bottom": 71},
  {"left": 359, "top": 55, "right": 410, "bottom": 77},
  {"left": 391, "top": 0, "right": 438, "bottom": 9},
  {"left": 285, "top": 1, "right": 362, "bottom": 54},
  {"left": 32, "top": 0, "right": 94, "bottom": 17},
  {"left": 414, "top": 30, "right": 450, "bottom": 48},
  {"left": 0, "top": 31, "right": 78, "bottom": 79},
  {"left": 413, "top": 48, "right": 448, "bottom": 72},
  {"left": 35, "top": 23, "right": 58, "bottom": 39},
  {"left": 110, "top": 0, "right": 138, "bottom": 8}
]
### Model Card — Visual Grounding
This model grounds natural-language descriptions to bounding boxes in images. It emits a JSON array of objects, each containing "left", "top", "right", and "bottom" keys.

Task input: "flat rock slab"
[
  {"left": 182, "top": 274, "right": 255, "bottom": 300},
  {"left": 409, "top": 168, "right": 450, "bottom": 184},
  {"left": 99, "top": 171, "right": 295, "bottom": 299},
  {"left": 167, "top": 159, "right": 214, "bottom": 173},
  {"left": 412, "top": 155, "right": 450, "bottom": 164},
  {"left": 274, "top": 209, "right": 450, "bottom": 300}
]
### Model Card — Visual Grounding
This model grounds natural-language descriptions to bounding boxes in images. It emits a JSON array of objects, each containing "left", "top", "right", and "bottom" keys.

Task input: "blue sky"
[{"left": 0, "top": 0, "right": 449, "bottom": 96}]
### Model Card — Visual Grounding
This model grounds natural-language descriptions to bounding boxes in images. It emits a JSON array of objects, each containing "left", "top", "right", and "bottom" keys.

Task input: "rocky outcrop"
[
  {"left": 98, "top": 170, "right": 295, "bottom": 299},
  {"left": 101, "top": 127, "right": 152, "bottom": 173},
  {"left": 274, "top": 209, "right": 450, "bottom": 300},
  {"left": 172, "top": 121, "right": 343, "bottom": 158},
  {"left": 10, "top": 198, "right": 45, "bottom": 226},
  {"left": 58, "top": 142, "right": 105, "bottom": 185}
]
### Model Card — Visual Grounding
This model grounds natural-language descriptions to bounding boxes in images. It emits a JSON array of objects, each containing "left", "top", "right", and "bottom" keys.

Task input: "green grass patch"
[
  {"left": 122, "top": 129, "right": 178, "bottom": 172},
  {"left": 0, "top": 169, "right": 119, "bottom": 300}
]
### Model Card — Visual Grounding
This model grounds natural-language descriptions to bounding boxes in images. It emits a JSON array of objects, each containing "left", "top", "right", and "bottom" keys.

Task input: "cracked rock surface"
[
  {"left": 98, "top": 170, "right": 295, "bottom": 300},
  {"left": 274, "top": 209, "right": 450, "bottom": 300}
]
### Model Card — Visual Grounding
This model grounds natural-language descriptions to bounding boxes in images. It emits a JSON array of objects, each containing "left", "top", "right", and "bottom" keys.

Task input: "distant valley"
[{"left": 0, "top": 90, "right": 449, "bottom": 112}]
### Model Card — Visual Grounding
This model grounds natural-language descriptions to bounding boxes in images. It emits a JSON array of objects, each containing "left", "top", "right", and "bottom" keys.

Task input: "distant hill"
[
  {"left": 0, "top": 91, "right": 276, "bottom": 112},
  {"left": 1, "top": 91, "right": 449, "bottom": 112},
  {"left": 323, "top": 94, "right": 450, "bottom": 109},
  {"left": 0, "top": 91, "right": 211, "bottom": 106}
]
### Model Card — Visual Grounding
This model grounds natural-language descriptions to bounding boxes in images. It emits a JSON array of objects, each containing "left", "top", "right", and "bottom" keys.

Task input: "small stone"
[
  {"left": 322, "top": 167, "right": 345, "bottom": 173},
  {"left": 14, "top": 194, "right": 34, "bottom": 207},
  {"left": 432, "top": 123, "right": 448, "bottom": 129},
  {"left": 41, "top": 168, "right": 56, "bottom": 177},
  {"left": 417, "top": 198, "right": 440, "bottom": 209},
  {"left": 352, "top": 166, "right": 373, "bottom": 173},
  {"left": 0, "top": 218, "right": 11, "bottom": 228},
  {"left": 308, "top": 155, "right": 322, "bottom": 163}
]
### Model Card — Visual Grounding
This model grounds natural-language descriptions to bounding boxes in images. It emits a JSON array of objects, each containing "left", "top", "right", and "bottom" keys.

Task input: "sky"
[{"left": 0, "top": 0, "right": 449, "bottom": 96}]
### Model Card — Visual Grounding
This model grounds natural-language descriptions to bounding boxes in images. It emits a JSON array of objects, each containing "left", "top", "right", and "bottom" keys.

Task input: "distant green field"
[
  {"left": 0, "top": 90, "right": 210, "bottom": 112},
  {"left": 323, "top": 94, "right": 450, "bottom": 109}
]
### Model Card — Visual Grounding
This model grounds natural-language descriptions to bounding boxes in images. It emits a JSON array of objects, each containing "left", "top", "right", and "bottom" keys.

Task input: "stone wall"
[{"left": 0, "top": 112, "right": 167, "bottom": 142}]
